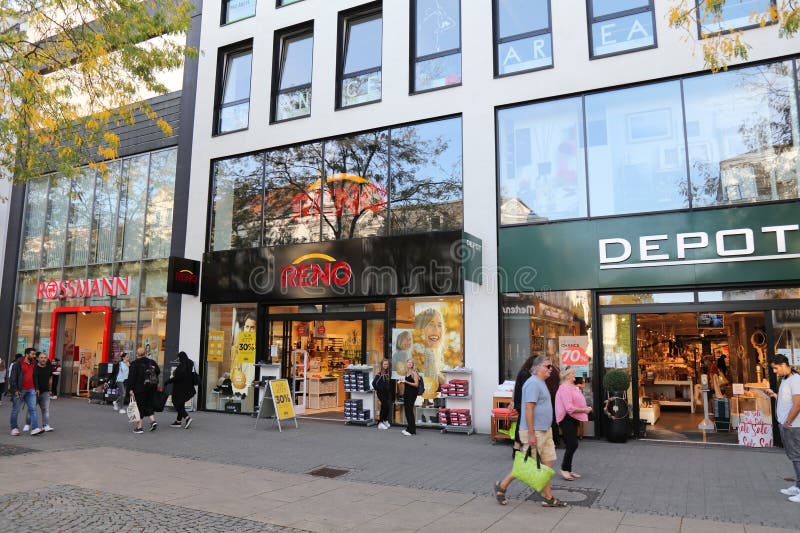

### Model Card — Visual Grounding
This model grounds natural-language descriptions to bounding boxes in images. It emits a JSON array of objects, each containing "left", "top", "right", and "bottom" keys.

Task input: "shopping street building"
[{"left": 4, "top": 0, "right": 800, "bottom": 445}]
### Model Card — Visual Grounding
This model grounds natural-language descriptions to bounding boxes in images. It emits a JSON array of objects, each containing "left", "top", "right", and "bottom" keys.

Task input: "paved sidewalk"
[{"left": 0, "top": 397, "right": 798, "bottom": 531}]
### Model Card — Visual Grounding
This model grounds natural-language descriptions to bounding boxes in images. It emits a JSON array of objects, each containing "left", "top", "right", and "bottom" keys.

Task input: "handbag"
[
  {"left": 192, "top": 371, "right": 200, "bottom": 386},
  {"left": 154, "top": 387, "right": 169, "bottom": 413},
  {"left": 511, "top": 446, "right": 554, "bottom": 492},
  {"left": 127, "top": 397, "right": 141, "bottom": 423}
]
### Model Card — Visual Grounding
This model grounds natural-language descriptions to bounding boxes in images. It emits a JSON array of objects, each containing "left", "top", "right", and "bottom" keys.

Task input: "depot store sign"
[
  {"left": 499, "top": 203, "right": 800, "bottom": 292},
  {"left": 37, "top": 276, "right": 130, "bottom": 300}
]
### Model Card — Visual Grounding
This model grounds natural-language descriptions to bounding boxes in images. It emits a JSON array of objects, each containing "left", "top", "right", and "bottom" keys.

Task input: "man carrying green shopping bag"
[{"left": 495, "top": 355, "right": 566, "bottom": 508}]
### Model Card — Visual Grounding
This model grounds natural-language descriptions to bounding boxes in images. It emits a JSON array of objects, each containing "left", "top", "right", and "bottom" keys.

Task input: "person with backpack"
[
  {"left": 400, "top": 359, "right": 421, "bottom": 436},
  {"left": 372, "top": 358, "right": 392, "bottom": 429},
  {"left": 167, "top": 351, "right": 197, "bottom": 429},
  {"left": 128, "top": 347, "right": 160, "bottom": 434}
]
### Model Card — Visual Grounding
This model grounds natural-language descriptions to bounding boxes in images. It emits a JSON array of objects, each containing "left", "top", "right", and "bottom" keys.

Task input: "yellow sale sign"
[
  {"left": 269, "top": 379, "right": 296, "bottom": 420},
  {"left": 237, "top": 331, "right": 256, "bottom": 364},
  {"left": 207, "top": 330, "right": 225, "bottom": 362}
]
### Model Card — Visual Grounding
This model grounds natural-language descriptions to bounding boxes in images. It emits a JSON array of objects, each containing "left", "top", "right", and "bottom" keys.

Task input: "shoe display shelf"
[
  {"left": 439, "top": 368, "right": 475, "bottom": 435},
  {"left": 307, "top": 377, "right": 338, "bottom": 409},
  {"left": 291, "top": 349, "right": 307, "bottom": 414},
  {"left": 344, "top": 365, "right": 376, "bottom": 426}
]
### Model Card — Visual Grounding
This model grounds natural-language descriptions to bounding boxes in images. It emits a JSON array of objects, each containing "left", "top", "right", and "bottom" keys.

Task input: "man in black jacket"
[
  {"left": 128, "top": 347, "right": 160, "bottom": 434},
  {"left": 9, "top": 349, "right": 41, "bottom": 436}
]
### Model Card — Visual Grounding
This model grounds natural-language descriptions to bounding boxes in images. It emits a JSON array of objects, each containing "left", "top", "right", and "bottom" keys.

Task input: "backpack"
[
  {"left": 417, "top": 374, "right": 425, "bottom": 395},
  {"left": 143, "top": 361, "right": 159, "bottom": 388}
]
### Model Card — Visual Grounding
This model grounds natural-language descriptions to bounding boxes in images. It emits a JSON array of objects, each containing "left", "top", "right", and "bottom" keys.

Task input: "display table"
[
  {"left": 639, "top": 403, "right": 661, "bottom": 425},
  {"left": 491, "top": 393, "right": 516, "bottom": 442},
  {"left": 646, "top": 380, "right": 694, "bottom": 413}
]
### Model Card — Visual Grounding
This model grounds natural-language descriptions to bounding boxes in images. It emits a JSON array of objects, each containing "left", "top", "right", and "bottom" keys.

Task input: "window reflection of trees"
[{"left": 213, "top": 117, "right": 463, "bottom": 249}]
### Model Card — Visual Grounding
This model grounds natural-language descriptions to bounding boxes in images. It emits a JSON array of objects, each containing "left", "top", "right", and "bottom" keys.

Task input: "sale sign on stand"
[
  {"left": 738, "top": 410, "right": 773, "bottom": 448},
  {"left": 559, "top": 336, "right": 591, "bottom": 376}
]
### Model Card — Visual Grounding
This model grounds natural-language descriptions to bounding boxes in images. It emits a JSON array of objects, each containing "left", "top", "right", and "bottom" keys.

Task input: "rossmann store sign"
[
  {"left": 499, "top": 203, "right": 800, "bottom": 292},
  {"left": 201, "top": 231, "right": 478, "bottom": 302}
]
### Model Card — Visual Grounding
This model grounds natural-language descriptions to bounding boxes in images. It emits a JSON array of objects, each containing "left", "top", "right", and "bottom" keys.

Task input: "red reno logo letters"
[{"left": 281, "top": 254, "right": 352, "bottom": 289}]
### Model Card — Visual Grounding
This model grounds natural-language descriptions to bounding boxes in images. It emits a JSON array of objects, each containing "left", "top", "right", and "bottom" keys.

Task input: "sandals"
[
  {"left": 494, "top": 482, "right": 508, "bottom": 505},
  {"left": 570, "top": 472, "right": 582, "bottom": 479},
  {"left": 560, "top": 470, "right": 575, "bottom": 481},
  {"left": 541, "top": 496, "right": 568, "bottom": 507}
]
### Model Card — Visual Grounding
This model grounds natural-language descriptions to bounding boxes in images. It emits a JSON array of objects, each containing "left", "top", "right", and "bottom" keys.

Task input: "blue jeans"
[
  {"left": 26, "top": 392, "right": 49, "bottom": 428},
  {"left": 10, "top": 389, "right": 37, "bottom": 430}
]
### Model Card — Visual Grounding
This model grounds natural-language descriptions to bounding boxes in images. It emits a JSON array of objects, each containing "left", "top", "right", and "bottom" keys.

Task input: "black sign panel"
[
  {"left": 167, "top": 256, "right": 201, "bottom": 296},
  {"left": 201, "top": 231, "right": 469, "bottom": 303}
]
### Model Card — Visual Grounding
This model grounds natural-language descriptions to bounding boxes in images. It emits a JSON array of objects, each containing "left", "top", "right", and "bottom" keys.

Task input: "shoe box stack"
[
  {"left": 344, "top": 370, "right": 370, "bottom": 392},
  {"left": 437, "top": 408, "right": 472, "bottom": 426},
  {"left": 344, "top": 399, "right": 370, "bottom": 421},
  {"left": 439, "top": 379, "right": 469, "bottom": 397}
]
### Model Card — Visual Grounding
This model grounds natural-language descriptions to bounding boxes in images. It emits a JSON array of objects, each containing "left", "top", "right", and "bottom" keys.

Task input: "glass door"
[
  {"left": 599, "top": 313, "right": 635, "bottom": 434},
  {"left": 56, "top": 313, "right": 79, "bottom": 396}
]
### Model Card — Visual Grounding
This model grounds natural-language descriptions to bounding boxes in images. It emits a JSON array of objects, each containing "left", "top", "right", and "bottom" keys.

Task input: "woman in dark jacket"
[
  {"left": 511, "top": 355, "right": 536, "bottom": 457},
  {"left": 128, "top": 347, "right": 160, "bottom": 434},
  {"left": 167, "top": 351, "right": 196, "bottom": 429}
]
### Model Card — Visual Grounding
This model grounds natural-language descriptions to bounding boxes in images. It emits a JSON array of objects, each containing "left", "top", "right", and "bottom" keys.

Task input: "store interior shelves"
[
  {"left": 344, "top": 365, "right": 376, "bottom": 426},
  {"left": 439, "top": 368, "right": 474, "bottom": 435}
]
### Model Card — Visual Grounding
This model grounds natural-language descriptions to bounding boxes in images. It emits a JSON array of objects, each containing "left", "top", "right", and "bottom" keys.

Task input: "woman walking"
[
  {"left": 372, "top": 358, "right": 392, "bottom": 429},
  {"left": 113, "top": 353, "right": 129, "bottom": 413},
  {"left": 555, "top": 365, "right": 592, "bottom": 480},
  {"left": 401, "top": 359, "right": 420, "bottom": 436},
  {"left": 167, "top": 351, "right": 196, "bottom": 429},
  {"left": 128, "top": 347, "right": 160, "bottom": 434}
]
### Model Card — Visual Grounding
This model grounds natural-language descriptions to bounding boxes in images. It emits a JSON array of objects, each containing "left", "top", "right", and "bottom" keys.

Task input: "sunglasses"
[{"left": 544, "top": 364, "right": 553, "bottom": 369}]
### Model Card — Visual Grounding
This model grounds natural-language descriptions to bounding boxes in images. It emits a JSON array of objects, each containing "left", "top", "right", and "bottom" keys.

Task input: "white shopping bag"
[{"left": 127, "top": 397, "right": 141, "bottom": 423}]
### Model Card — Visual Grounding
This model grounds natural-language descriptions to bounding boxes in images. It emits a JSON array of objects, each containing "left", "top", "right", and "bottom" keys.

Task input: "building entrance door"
[{"left": 50, "top": 306, "right": 113, "bottom": 396}]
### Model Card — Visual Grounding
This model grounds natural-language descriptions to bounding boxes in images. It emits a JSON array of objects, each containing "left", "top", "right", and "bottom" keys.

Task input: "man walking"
[
  {"left": 768, "top": 354, "right": 800, "bottom": 502},
  {"left": 495, "top": 356, "right": 567, "bottom": 507},
  {"left": 27, "top": 352, "right": 54, "bottom": 432},
  {"left": 9, "top": 348, "right": 41, "bottom": 436}
]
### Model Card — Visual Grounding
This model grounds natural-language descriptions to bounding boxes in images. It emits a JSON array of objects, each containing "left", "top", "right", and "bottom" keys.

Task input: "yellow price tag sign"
[
  {"left": 207, "top": 330, "right": 225, "bottom": 362},
  {"left": 237, "top": 331, "right": 256, "bottom": 364},
  {"left": 269, "top": 379, "right": 295, "bottom": 420}
]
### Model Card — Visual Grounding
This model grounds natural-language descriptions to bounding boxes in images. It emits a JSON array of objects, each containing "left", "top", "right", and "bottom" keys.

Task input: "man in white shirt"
[{"left": 768, "top": 354, "right": 800, "bottom": 502}]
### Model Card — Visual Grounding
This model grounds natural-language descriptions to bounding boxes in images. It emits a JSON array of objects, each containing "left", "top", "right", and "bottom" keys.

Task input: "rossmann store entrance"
[
  {"left": 200, "top": 231, "right": 479, "bottom": 421},
  {"left": 499, "top": 202, "right": 800, "bottom": 448}
]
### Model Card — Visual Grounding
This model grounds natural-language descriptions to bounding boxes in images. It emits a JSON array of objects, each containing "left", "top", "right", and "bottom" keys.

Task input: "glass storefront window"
[
  {"left": 498, "top": 97, "right": 587, "bottom": 223},
  {"left": 389, "top": 117, "right": 463, "bottom": 234},
  {"left": 685, "top": 62, "right": 799, "bottom": 207},
  {"left": 65, "top": 169, "right": 95, "bottom": 266},
  {"left": 600, "top": 313, "right": 632, "bottom": 393},
  {"left": 43, "top": 176, "right": 70, "bottom": 268},
  {"left": 205, "top": 304, "right": 257, "bottom": 414},
  {"left": 210, "top": 154, "right": 264, "bottom": 251},
  {"left": 12, "top": 271, "right": 38, "bottom": 355},
  {"left": 698, "top": 287, "right": 800, "bottom": 302},
  {"left": 20, "top": 178, "right": 48, "bottom": 270},
  {"left": 139, "top": 260, "right": 168, "bottom": 368},
  {"left": 86, "top": 264, "right": 113, "bottom": 307},
  {"left": 586, "top": 81, "right": 688, "bottom": 217},
  {"left": 264, "top": 144, "right": 322, "bottom": 246},
  {"left": 599, "top": 292, "right": 695, "bottom": 305},
  {"left": 390, "top": 296, "right": 464, "bottom": 388},
  {"left": 61, "top": 266, "right": 88, "bottom": 307},
  {"left": 144, "top": 150, "right": 177, "bottom": 259},
  {"left": 91, "top": 161, "right": 122, "bottom": 264},
  {"left": 119, "top": 154, "right": 150, "bottom": 261},
  {"left": 322, "top": 132, "right": 388, "bottom": 240}
]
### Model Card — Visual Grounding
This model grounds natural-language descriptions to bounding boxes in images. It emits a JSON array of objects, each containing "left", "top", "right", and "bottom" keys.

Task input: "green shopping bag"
[{"left": 511, "top": 446, "right": 554, "bottom": 492}]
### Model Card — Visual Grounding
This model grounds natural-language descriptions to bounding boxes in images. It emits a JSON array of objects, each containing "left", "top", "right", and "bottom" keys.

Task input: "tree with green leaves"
[
  {"left": 0, "top": 0, "right": 193, "bottom": 188},
  {"left": 669, "top": 1, "right": 800, "bottom": 71}
]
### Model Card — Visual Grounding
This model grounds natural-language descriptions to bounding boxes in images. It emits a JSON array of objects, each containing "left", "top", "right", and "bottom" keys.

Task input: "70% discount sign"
[{"left": 561, "top": 345, "right": 590, "bottom": 366}]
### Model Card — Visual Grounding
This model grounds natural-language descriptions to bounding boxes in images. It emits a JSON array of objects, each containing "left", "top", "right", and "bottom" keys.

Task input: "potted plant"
[{"left": 603, "top": 369, "right": 631, "bottom": 443}]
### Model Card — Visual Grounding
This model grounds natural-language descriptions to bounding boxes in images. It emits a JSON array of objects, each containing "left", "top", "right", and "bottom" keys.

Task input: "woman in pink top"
[{"left": 555, "top": 365, "right": 592, "bottom": 481}]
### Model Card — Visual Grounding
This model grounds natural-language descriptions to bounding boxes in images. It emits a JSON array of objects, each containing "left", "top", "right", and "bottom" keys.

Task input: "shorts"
[{"left": 519, "top": 427, "right": 557, "bottom": 463}]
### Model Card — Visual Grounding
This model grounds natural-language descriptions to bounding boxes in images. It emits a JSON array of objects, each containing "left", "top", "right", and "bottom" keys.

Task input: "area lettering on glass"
[
  {"left": 592, "top": 12, "right": 654, "bottom": 56},
  {"left": 499, "top": 34, "right": 552, "bottom": 74}
]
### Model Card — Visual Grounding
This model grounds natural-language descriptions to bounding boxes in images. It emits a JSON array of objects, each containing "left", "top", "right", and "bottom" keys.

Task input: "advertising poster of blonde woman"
[
  {"left": 391, "top": 329, "right": 413, "bottom": 379},
  {"left": 412, "top": 300, "right": 464, "bottom": 395}
]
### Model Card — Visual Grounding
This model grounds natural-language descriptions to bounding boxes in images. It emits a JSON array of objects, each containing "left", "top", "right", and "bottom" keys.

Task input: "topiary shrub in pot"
[{"left": 603, "top": 370, "right": 631, "bottom": 443}]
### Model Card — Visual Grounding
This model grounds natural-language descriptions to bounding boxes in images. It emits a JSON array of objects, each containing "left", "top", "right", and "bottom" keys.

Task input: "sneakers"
[
  {"left": 170, "top": 421, "right": 182, "bottom": 428},
  {"left": 183, "top": 418, "right": 193, "bottom": 430},
  {"left": 401, "top": 429, "right": 413, "bottom": 436},
  {"left": 133, "top": 427, "right": 144, "bottom": 434},
  {"left": 30, "top": 428, "right": 43, "bottom": 436},
  {"left": 149, "top": 422, "right": 158, "bottom": 432},
  {"left": 119, "top": 409, "right": 126, "bottom": 414},
  {"left": 22, "top": 424, "right": 30, "bottom": 432},
  {"left": 789, "top": 493, "right": 800, "bottom": 503},
  {"left": 51, "top": 396, "right": 57, "bottom": 399},
  {"left": 378, "top": 421, "right": 388, "bottom": 430},
  {"left": 112, "top": 401, "right": 118, "bottom": 410},
  {"left": 10, "top": 428, "right": 20, "bottom": 436},
  {"left": 780, "top": 486, "right": 800, "bottom": 496},
  {"left": 43, "top": 425, "right": 53, "bottom": 432}
]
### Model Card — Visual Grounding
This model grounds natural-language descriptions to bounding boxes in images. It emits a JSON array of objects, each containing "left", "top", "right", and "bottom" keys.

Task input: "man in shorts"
[{"left": 495, "top": 355, "right": 566, "bottom": 507}]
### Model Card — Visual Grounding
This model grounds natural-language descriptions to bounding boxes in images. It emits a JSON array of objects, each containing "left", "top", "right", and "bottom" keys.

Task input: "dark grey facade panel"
[{"left": 0, "top": 183, "right": 27, "bottom": 360}]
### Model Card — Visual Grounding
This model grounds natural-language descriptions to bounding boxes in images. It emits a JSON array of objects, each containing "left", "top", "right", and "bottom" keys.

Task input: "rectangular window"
[
  {"left": 90, "top": 161, "right": 121, "bottom": 264},
  {"left": 42, "top": 176, "right": 69, "bottom": 268},
  {"left": 64, "top": 169, "right": 95, "bottom": 266},
  {"left": 215, "top": 44, "right": 253, "bottom": 134},
  {"left": 272, "top": 25, "right": 313, "bottom": 122},
  {"left": 143, "top": 149, "right": 177, "bottom": 259},
  {"left": 697, "top": 0, "right": 773, "bottom": 34},
  {"left": 277, "top": 0, "right": 303, "bottom": 6},
  {"left": 493, "top": 0, "right": 552, "bottom": 76},
  {"left": 588, "top": 0, "right": 655, "bottom": 58},
  {"left": 338, "top": 4, "right": 382, "bottom": 108},
  {"left": 498, "top": 97, "right": 587, "bottom": 224},
  {"left": 20, "top": 178, "right": 48, "bottom": 270},
  {"left": 411, "top": 0, "right": 461, "bottom": 93},
  {"left": 222, "top": 0, "right": 256, "bottom": 24},
  {"left": 210, "top": 154, "right": 265, "bottom": 252}
]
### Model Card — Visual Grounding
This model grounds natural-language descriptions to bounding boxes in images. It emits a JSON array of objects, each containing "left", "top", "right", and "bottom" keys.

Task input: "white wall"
[{"left": 182, "top": 0, "right": 800, "bottom": 430}]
